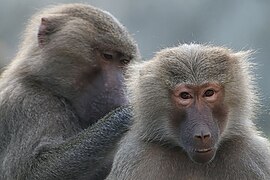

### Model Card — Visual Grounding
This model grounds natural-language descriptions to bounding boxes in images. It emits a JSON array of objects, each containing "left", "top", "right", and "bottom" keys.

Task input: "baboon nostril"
[{"left": 194, "top": 131, "right": 211, "bottom": 142}]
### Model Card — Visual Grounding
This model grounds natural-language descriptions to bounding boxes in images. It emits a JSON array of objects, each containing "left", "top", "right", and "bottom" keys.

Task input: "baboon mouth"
[
  {"left": 189, "top": 148, "right": 216, "bottom": 164},
  {"left": 195, "top": 148, "right": 212, "bottom": 153}
]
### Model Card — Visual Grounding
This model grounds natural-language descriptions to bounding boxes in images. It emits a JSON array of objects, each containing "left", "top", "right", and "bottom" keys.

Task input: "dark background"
[{"left": 0, "top": 0, "right": 269, "bottom": 136}]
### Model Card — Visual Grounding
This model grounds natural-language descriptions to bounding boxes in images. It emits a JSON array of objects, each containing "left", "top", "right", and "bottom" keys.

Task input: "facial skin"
[
  {"left": 73, "top": 49, "right": 132, "bottom": 128},
  {"left": 171, "top": 83, "right": 228, "bottom": 163}
]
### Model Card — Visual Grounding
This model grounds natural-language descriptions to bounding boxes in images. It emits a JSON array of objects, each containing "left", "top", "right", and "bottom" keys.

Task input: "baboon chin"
[{"left": 107, "top": 44, "right": 270, "bottom": 180}]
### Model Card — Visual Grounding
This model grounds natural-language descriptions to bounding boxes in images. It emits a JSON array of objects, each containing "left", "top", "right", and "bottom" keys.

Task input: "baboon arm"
[{"left": 4, "top": 106, "right": 132, "bottom": 180}]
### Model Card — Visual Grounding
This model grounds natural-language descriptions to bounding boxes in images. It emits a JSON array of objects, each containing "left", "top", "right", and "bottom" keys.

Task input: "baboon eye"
[
  {"left": 204, "top": 89, "right": 215, "bottom": 97},
  {"left": 103, "top": 53, "right": 113, "bottom": 60},
  {"left": 180, "top": 92, "right": 192, "bottom": 99},
  {"left": 120, "top": 59, "right": 130, "bottom": 65}
]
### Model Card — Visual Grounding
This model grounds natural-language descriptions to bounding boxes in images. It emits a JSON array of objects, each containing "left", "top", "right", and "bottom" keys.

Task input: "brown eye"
[
  {"left": 103, "top": 53, "right": 113, "bottom": 60},
  {"left": 180, "top": 92, "right": 192, "bottom": 99},
  {"left": 120, "top": 59, "right": 130, "bottom": 65},
  {"left": 204, "top": 89, "right": 215, "bottom": 97}
]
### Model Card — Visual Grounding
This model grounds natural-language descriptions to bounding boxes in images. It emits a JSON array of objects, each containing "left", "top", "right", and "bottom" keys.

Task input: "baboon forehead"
[
  {"left": 63, "top": 4, "right": 138, "bottom": 55},
  {"left": 59, "top": 4, "right": 123, "bottom": 28},
  {"left": 154, "top": 44, "right": 233, "bottom": 85}
]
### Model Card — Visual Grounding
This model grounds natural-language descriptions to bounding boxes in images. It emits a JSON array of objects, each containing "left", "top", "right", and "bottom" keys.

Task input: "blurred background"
[{"left": 0, "top": 0, "right": 269, "bottom": 136}]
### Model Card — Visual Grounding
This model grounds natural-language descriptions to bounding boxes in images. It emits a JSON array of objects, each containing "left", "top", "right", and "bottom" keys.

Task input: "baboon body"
[
  {"left": 0, "top": 4, "right": 139, "bottom": 180},
  {"left": 107, "top": 44, "right": 270, "bottom": 180}
]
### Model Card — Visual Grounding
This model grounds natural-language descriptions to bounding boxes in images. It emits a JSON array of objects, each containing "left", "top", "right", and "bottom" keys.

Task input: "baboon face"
[
  {"left": 132, "top": 45, "right": 234, "bottom": 164},
  {"left": 170, "top": 83, "right": 228, "bottom": 164},
  {"left": 161, "top": 46, "right": 232, "bottom": 164}
]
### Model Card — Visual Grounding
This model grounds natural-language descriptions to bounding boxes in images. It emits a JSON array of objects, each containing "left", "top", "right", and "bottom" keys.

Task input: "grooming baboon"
[
  {"left": 0, "top": 4, "right": 139, "bottom": 180},
  {"left": 107, "top": 44, "right": 270, "bottom": 180}
]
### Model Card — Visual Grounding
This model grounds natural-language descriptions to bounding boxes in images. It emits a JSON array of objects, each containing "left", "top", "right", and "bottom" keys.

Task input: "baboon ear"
[{"left": 38, "top": 16, "right": 66, "bottom": 47}]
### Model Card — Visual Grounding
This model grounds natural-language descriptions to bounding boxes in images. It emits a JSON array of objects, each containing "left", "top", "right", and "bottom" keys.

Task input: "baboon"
[
  {"left": 107, "top": 44, "right": 270, "bottom": 180},
  {"left": 0, "top": 4, "right": 140, "bottom": 180}
]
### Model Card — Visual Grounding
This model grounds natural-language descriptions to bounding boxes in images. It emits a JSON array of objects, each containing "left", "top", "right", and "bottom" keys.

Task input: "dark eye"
[
  {"left": 204, "top": 89, "right": 215, "bottom": 97},
  {"left": 103, "top": 53, "right": 113, "bottom": 60},
  {"left": 120, "top": 59, "right": 130, "bottom": 65},
  {"left": 180, "top": 92, "right": 192, "bottom": 99}
]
